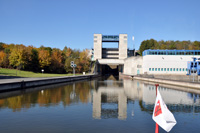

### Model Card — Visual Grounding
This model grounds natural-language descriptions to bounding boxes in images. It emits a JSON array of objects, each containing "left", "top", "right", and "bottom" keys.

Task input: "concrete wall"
[
  {"left": 123, "top": 56, "right": 143, "bottom": 75},
  {"left": 0, "top": 74, "right": 99, "bottom": 92},
  {"left": 94, "top": 34, "right": 102, "bottom": 60},
  {"left": 119, "top": 34, "right": 127, "bottom": 59}
]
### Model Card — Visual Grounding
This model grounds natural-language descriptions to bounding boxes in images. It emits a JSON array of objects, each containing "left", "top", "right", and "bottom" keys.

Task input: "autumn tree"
[
  {"left": 79, "top": 49, "right": 91, "bottom": 72},
  {"left": 25, "top": 46, "right": 39, "bottom": 71},
  {"left": 38, "top": 49, "right": 51, "bottom": 70},
  {"left": 0, "top": 51, "right": 6, "bottom": 67},
  {"left": 9, "top": 45, "right": 31, "bottom": 69},
  {"left": 50, "top": 49, "right": 64, "bottom": 73}
]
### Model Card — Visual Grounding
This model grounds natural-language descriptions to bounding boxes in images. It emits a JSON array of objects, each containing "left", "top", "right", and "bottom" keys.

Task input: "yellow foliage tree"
[{"left": 38, "top": 50, "right": 51, "bottom": 68}]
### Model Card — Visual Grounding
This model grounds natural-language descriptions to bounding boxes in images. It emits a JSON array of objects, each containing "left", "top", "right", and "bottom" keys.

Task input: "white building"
[{"left": 142, "top": 49, "right": 200, "bottom": 75}]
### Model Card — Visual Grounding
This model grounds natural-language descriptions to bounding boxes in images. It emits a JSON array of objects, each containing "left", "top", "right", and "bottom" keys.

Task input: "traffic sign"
[{"left": 70, "top": 61, "right": 74, "bottom": 65}]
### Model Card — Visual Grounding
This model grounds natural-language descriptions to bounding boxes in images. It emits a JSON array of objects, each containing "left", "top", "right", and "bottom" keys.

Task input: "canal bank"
[
  {"left": 122, "top": 74, "right": 200, "bottom": 89},
  {"left": 0, "top": 74, "right": 100, "bottom": 92}
]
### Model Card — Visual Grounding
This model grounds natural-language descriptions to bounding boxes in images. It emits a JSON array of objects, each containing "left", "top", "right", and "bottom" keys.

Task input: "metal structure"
[
  {"left": 187, "top": 57, "right": 200, "bottom": 76},
  {"left": 70, "top": 61, "right": 77, "bottom": 76}
]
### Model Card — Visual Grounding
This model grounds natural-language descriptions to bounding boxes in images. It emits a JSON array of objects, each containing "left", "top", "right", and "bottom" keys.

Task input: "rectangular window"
[
  {"left": 167, "top": 68, "right": 169, "bottom": 71},
  {"left": 170, "top": 68, "right": 172, "bottom": 71},
  {"left": 152, "top": 68, "right": 154, "bottom": 71},
  {"left": 164, "top": 68, "right": 166, "bottom": 71},
  {"left": 186, "top": 68, "right": 187, "bottom": 71},
  {"left": 182, "top": 68, "right": 185, "bottom": 71},
  {"left": 158, "top": 68, "right": 160, "bottom": 71},
  {"left": 94, "top": 36, "right": 97, "bottom": 38},
  {"left": 149, "top": 68, "right": 151, "bottom": 71},
  {"left": 161, "top": 68, "right": 163, "bottom": 71},
  {"left": 94, "top": 40, "right": 97, "bottom": 43},
  {"left": 179, "top": 68, "right": 181, "bottom": 71},
  {"left": 176, "top": 68, "right": 178, "bottom": 71},
  {"left": 155, "top": 68, "right": 157, "bottom": 71},
  {"left": 173, "top": 68, "right": 175, "bottom": 71}
]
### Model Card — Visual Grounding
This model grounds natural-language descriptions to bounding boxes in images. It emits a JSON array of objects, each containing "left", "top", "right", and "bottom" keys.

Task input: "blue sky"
[{"left": 0, "top": 0, "right": 199, "bottom": 50}]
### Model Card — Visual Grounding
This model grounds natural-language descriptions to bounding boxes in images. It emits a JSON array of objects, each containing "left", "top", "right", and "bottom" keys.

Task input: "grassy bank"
[{"left": 0, "top": 68, "right": 80, "bottom": 78}]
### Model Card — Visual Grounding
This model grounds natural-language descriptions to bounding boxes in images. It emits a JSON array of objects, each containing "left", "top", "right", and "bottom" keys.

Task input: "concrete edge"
[
  {"left": 122, "top": 74, "right": 200, "bottom": 89},
  {"left": 0, "top": 74, "right": 100, "bottom": 92}
]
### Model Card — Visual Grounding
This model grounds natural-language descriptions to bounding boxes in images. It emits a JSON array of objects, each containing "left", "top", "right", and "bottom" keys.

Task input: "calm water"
[{"left": 0, "top": 76, "right": 200, "bottom": 133}]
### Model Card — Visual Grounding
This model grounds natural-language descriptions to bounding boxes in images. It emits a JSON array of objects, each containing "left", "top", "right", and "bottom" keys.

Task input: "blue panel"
[
  {"left": 102, "top": 35, "right": 119, "bottom": 42},
  {"left": 143, "top": 49, "right": 200, "bottom": 56}
]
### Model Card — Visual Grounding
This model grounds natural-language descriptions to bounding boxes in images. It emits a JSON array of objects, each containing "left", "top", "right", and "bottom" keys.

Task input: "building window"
[
  {"left": 94, "top": 40, "right": 97, "bottom": 43},
  {"left": 149, "top": 68, "right": 151, "bottom": 71},
  {"left": 161, "top": 68, "right": 163, "bottom": 71},
  {"left": 170, "top": 68, "right": 172, "bottom": 71},
  {"left": 152, "top": 68, "right": 154, "bottom": 71},
  {"left": 155, "top": 68, "right": 157, "bottom": 71},
  {"left": 164, "top": 68, "right": 166, "bottom": 71},
  {"left": 186, "top": 68, "right": 187, "bottom": 71},
  {"left": 173, "top": 68, "right": 175, "bottom": 71},
  {"left": 94, "top": 36, "right": 97, "bottom": 38},
  {"left": 176, "top": 68, "right": 178, "bottom": 71},
  {"left": 158, "top": 68, "right": 160, "bottom": 71},
  {"left": 167, "top": 68, "right": 169, "bottom": 71},
  {"left": 183, "top": 68, "right": 185, "bottom": 71},
  {"left": 179, "top": 68, "right": 181, "bottom": 71}
]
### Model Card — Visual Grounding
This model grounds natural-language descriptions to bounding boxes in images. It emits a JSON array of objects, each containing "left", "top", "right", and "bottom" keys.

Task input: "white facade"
[{"left": 143, "top": 55, "right": 200, "bottom": 75}]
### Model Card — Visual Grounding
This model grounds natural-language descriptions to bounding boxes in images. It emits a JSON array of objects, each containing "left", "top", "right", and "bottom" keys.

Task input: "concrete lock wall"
[
  {"left": 123, "top": 56, "right": 143, "bottom": 75},
  {"left": 0, "top": 75, "right": 100, "bottom": 92}
]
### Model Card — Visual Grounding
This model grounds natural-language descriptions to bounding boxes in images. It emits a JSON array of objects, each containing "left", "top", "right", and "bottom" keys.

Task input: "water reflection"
[
  {"left": 0, "top": 81, "right": 92, "bottom": 112},
  {"left": 92, "top": 76, "right": 200, "bottom": 120},
  {"left": 0, "top": 76, "right": 200, "bottom": 118}
]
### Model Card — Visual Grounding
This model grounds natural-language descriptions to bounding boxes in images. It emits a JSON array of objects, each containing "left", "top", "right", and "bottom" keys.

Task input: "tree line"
[
  {"left": 0, "top": 42, "right": 91, "bottom": 73},
  {"left": 139, "top": 39, "right": 200, "bottom": 55}
]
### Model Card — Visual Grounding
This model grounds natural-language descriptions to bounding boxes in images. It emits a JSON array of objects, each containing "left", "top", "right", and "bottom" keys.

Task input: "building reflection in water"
[
  {"left": 92, "top": 75, "right": 144, "bottom": 120},
  {"left": 92, "top": 75, "right": 200, "bottom": 120}
]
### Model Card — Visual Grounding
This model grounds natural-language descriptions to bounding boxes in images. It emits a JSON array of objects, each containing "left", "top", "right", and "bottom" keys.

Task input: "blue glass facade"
[
  {"left": 187, "top": 58, "right": 200, "bottom": 75},
  {"left": 102, "top": 35, "right": 119, "bottom": 42},
  {"left": 143, "top": 49, "right": 200, "bottom": 56}
]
